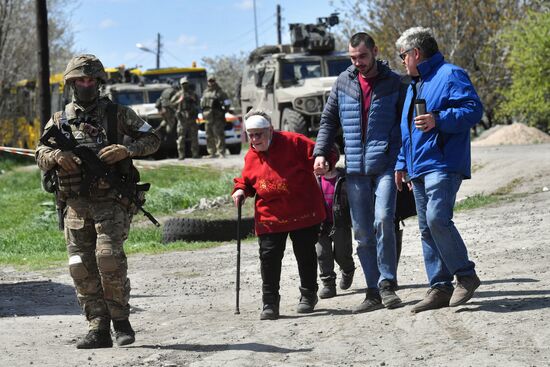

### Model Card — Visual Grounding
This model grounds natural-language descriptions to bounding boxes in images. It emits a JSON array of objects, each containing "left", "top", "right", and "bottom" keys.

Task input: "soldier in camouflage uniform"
[
  {"left": 35, "top": 55, "right": 160, "bottom": 349},
  {"left": 171, "top": 77, "right": 200, "bottom": 159},
  {"left": 155, "top": 82, "right": 178, "bottom": 138},
  {"left": 200, "top": 76, "right": 229, "bottom": 158}
]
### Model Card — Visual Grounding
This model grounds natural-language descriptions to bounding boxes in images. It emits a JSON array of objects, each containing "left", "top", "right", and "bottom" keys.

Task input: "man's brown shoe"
[
  {"left": 411, "top": 287, "right": 452, "bottom": 314},
  {"left": 449, "top": 274, "right": 481, "bottom": 307}
]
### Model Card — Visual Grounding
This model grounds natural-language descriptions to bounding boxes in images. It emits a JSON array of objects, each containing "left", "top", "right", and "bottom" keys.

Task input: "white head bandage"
[{"left": 245, "top": 115, "right": 271, "bottom": 131}]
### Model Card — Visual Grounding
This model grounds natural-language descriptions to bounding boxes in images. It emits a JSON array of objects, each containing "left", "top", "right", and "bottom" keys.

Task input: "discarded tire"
[{"left": 162, "top": 217, "right": 255, "bottom": 243}]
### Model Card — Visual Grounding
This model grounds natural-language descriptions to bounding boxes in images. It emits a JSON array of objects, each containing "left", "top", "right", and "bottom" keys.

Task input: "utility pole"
[
  {"left": 136, "top": 33, "right": 162, "bottom": 69},
  {"left": 156, "top": 32, "right": 161, "bottom": 69},
  {"left": 253, "top": 0, "right": 258, "bottom": 47},
  {"left": 276, "top": 4, "right": 282, "bottom": 45},
  {"left": 35, "top": 0, "right": 51, "bottom": 134}
]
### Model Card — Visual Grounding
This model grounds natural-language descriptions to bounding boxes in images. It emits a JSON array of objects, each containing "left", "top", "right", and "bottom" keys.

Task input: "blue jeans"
[
  {"left": 412, "top": 171, "right": 476, "bottom": 288},
  {"left": 347, "top": 170, "right": 397, "bottom": 289}
]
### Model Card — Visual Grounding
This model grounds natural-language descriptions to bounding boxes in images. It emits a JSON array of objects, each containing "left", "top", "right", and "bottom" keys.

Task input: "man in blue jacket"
[
  {"left": 394, "top": 27, "right": 482, "bottom": 313},
  {"left": 314, "top": 32, "right": 406, "bottom": 313}
]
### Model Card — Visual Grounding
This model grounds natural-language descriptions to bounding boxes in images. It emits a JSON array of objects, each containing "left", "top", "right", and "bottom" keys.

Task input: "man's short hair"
[
  {"left": 396, "top": 27, "right": 439, "bottom": 58},
  {"left": 349, "top": 32, "right": 376, "bottom": 49}
]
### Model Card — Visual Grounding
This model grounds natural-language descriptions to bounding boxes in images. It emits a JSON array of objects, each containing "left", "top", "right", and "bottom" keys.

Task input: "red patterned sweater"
[{"left": 233, "top": 131, "right": 335, "bottom": 235}]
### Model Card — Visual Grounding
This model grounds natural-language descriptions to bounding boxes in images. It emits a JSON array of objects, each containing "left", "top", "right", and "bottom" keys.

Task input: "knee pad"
[
  {"left": 69, "top": 255, "right": 89, "bottom": 280},
  {"left": 97, "top": 249, "right": 118, "bottom": 273}
]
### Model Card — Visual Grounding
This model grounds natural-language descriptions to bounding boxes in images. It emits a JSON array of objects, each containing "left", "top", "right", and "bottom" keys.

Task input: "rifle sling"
[{"left": 106, "top": 103, "right": 119, "bottom": 144}]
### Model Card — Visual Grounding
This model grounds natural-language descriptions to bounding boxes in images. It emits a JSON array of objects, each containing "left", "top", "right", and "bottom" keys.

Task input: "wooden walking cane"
[{"left": 235, "top": 196, "right": 243, "bottom": 314}]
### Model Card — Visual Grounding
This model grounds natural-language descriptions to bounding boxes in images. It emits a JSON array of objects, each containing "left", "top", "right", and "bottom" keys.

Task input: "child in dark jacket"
[{"left": 316, "top": 160, "right": 356, "bottom": 299}]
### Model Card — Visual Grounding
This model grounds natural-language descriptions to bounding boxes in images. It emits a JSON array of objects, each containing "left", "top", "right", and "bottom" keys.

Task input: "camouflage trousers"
[
  {"left": 203, "top": 111, "right": 226, "bottom": 156},
  {"left": 176, "top": 116, "right": 199, "bottom": 159},
  {"left": 64, "top": 197, "right": 131, "bottom": 331}
]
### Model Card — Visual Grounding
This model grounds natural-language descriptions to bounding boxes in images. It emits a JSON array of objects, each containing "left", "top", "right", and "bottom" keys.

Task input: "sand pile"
[{"left": 472, "top": 123, "right": 550, "bottom": 146}]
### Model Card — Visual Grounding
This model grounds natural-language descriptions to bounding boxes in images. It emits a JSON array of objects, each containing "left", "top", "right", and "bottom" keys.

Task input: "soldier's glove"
[
  {"left": 53, "top": 149, "right": 81, "bottom": 173},
  {"left": 98, "top": 144, "right": 131, "bottom": 165}
]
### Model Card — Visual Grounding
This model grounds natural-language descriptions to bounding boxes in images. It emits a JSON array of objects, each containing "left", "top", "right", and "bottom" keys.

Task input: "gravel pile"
[{"left": 473, "top": 123, "right": 550, "bottom": 146}]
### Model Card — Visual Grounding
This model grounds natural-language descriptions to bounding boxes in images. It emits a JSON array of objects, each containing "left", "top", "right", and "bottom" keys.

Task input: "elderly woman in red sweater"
[{"left": 232, "top": 109, "right": 336, "bottom": 320}]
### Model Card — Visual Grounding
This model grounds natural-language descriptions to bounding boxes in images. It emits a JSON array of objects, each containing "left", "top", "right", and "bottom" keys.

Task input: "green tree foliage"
[
  {"left": 201, "top": 53, "right": 247, "bottom": 110},
  {"left": 332, "top": 0, "right": 543, "bottom": 129},
  {"left": 497, "top": 10, "right": 550, "bottom": 131}
]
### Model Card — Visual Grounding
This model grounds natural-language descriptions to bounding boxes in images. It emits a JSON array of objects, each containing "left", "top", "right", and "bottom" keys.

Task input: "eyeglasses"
[
  {"left": 247, "top": 131, "right": 265, "bottom": 139},
  {"left": 399, "top": 48, "right": 414, "bottom": 61}
]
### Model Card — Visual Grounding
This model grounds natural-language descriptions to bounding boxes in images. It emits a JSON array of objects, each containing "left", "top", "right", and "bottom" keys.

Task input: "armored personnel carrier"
[{"left": 240, "top": 13, "right": 350, "bottom": 136}]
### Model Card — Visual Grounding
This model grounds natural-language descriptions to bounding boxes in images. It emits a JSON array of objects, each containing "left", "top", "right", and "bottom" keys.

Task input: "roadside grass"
[
  {"left": 455, "top": 193, "right": 501, "bottom": 211},
  {"left": 123, "top": 226, "right": 224, "bottom": 255},
  {"left": 455, "top": 177, "right": 526, "bottom": 212},
  {"left": 139, "top": 165, "right": 240, "bottom": 214},
  {"left": 0, "top": 153, "right": 35, "bottom": 171},
  {"left": 0, "top": 163, "right": 240, "bottom": 269}
]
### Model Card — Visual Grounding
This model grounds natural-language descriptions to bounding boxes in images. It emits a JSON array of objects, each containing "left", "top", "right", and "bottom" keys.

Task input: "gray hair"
[
  {"left": 244, "top": 109, "right": 272, "bottom": 124},
  {"left": 396, "top": 27, "right": 439, "bottom": 58}
]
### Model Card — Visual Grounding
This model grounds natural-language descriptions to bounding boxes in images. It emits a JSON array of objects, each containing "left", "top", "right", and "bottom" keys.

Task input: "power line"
[
  {"left": 164, "top": 49, "right": 187, "bottom": 65},
  {"left": 222, "top": 13, "right": 275, "bottom": 45}
]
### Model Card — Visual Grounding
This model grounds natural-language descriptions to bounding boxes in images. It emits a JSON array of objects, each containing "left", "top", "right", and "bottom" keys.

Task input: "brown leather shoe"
[
  {"left": 449, "top": 274, "right": 481, "bottom": 307},
  {"left": 411, "top": 287, "right": 452, "bottom": 314}
]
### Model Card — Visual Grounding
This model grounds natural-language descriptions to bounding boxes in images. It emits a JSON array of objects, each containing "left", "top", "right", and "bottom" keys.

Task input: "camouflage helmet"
[{"left": 63, "top": 54, "right": 107, "bottom": 83}]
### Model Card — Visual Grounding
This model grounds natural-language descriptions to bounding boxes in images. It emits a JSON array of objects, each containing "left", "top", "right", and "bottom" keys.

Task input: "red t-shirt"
[{"left": 358, "top": 74, "right": 376, "bottom": 138}]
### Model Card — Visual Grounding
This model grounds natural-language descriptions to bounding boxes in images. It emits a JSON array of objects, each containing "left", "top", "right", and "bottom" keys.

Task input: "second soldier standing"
[
  {"left": 171, "top": 77, "right": 200, "bottom": 159},
  {"left": 200, "top": 76, "right": 229, "bottom": 158},
  {"left": 155, "top": 81, "right": 178, "bottom": 141}
]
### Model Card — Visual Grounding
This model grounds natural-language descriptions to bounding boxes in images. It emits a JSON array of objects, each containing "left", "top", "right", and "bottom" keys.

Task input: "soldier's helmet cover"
[
  {"left": 179, "top": 76, "right": 189, "bottom": 85},
  {"left": 63, "top": 54, "right": 108, "bottom": 83}
]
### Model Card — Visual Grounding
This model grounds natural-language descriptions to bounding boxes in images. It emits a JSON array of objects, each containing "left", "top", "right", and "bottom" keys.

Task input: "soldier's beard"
[{"left": 74, "top": 85, "right": 99, "bottom": 105}]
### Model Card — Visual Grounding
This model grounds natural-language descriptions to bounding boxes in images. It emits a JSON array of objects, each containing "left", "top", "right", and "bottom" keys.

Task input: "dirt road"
[{"left": 1, "top": 144, "right": 549, "bottom": 367}]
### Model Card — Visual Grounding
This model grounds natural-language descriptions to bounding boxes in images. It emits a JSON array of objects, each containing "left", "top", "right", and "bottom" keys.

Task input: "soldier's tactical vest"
[
  {"left": 178, "top": 91, "right": 199, "bottom": 119},
  {"left": 53, "top": 103, "right": 127, "bottom": 199},
  {"left": 201, "top": 88, "right": 223, "bottom": 112}
]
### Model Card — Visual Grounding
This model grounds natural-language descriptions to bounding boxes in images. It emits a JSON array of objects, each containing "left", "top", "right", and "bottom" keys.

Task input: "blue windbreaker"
[{"left": 395, "top": 52, "right": 483, "bottom": 179}]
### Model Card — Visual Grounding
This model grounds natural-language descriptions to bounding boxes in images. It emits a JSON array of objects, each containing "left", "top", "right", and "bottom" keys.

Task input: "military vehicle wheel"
[
  {"left": 162, "top": 217, "right": 255, "bottom": 243},
  {"left": 281, "top": 108, "right": 307, "bottom": 135},
  {"left": 228, "top": 143, "right": 242, "bottom": 155}
]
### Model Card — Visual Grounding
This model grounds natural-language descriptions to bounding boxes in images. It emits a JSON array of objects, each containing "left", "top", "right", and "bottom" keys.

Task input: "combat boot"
[
  {"left": 260, "top": 294, "right": 280, "bottom": 320},
  {"left": 296, "top": 287, "right": 318, "bottom": 314},
  {"left": 112, "top": 319, "right": 136, "bottom": 346},
  {"left": 76, "top": 329, "right": 113, "bottom": 349}
]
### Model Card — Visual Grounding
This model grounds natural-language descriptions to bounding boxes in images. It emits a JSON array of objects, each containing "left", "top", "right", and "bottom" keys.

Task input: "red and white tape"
[{"left": 0, "top": 146, "right": 36, "bottom": 158}]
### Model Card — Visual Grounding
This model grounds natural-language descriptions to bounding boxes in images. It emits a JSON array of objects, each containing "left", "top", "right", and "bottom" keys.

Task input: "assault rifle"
[{"left": 40, "top": 123, "right": 160, "bottom": 227}]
